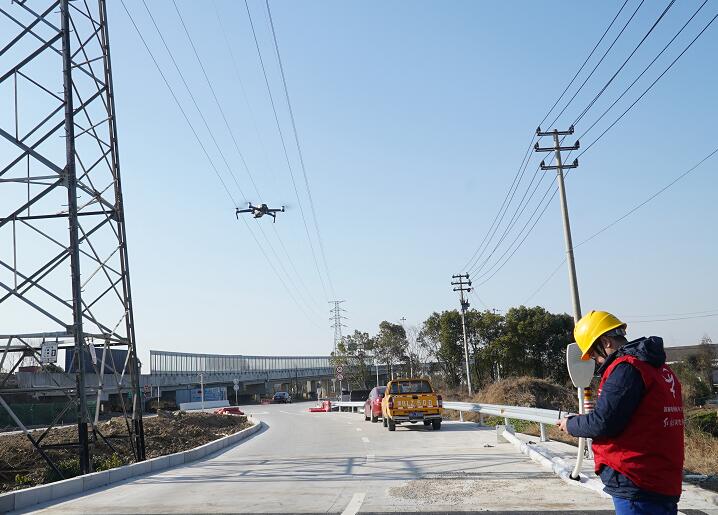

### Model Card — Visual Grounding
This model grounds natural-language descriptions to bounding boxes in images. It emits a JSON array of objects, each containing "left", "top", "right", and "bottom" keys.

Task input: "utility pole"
[
  {"left": 534, "top": 126, "right": 582, "bottom": 322},
  {"left": 400, "top": 317, "right": 411, "bottom": 377},
  {"left": 535, "top": 126, "right": 593, "bottom": 470},
  {"left": 329, "top": 300, "right": 347, "bottom": 355},
  {"left": 451, "top": 274, "right": 473, "bottom": 395}
]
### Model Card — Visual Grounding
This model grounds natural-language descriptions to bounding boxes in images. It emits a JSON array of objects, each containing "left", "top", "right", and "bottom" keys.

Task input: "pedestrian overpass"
[{"left": 14, "top": 350, "right": 390, "bottom": 405}]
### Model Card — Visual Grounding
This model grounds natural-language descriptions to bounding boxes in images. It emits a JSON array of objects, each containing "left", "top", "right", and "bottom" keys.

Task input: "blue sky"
[{"left": 4, "top": 1, "right": 717, "bottom": 365}]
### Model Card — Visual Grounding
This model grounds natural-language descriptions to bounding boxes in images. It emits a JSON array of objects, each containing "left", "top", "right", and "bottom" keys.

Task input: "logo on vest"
[{"left": 661, "top": 367, "right": 676, "bottom": 398}]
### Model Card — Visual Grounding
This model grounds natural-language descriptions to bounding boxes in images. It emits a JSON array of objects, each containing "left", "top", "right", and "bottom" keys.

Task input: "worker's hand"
[{"left": 556, "top": 416, "right": 570, "bottom": 433}]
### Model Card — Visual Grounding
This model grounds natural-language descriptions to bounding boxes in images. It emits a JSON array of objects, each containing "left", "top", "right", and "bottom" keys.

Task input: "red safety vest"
[{"left": 592, "top": 355, "right": 684, "bottom": 497}]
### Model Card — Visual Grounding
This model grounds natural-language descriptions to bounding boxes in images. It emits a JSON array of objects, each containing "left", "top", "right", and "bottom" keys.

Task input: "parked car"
[
  {"left": 381, "top": 378, "right": 442, "bottom": 431},
  {"left": 271, "top": 391, "right": 292, "bottom": 404},
  {"left": 363, "top": 386, "right": 386, "bottom": 423}
]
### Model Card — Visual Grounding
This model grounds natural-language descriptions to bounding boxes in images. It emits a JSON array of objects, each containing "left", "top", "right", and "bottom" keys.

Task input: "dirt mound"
[
  {"left": 476, "top": 376, "right": 576, "bottom": 412},
  {"left": 0, "top": 412, "right": 250, "bottom": 493}
]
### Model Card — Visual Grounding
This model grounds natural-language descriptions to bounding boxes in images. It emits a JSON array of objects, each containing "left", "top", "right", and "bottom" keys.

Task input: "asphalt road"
[{"left": 17, "top": 402, "right": 715, "bottom": 514}]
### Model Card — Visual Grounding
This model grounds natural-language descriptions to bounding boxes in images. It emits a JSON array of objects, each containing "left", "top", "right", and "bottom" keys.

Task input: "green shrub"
[
  {"left": 14, "top": 473, "right": 33, "bottom": 485},
  {"left": 44, "top": 458, "right": 81, "bottom": 483},
  {"left": 94, "top": 453, "right": 125, "bottom": 471},
  {"left": 686, "top": 410, "right": 718, "bottom": 437}
]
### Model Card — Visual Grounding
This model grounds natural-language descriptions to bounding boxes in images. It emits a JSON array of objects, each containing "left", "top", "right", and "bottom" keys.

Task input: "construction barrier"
[{"left": 308, "top": 400, "right": 332, "bottom": 413}]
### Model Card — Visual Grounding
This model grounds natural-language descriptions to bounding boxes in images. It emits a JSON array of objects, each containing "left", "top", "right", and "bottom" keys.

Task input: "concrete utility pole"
[
  {"left": 535, "top": 126, "right": 593, "bottom": 473},
  {"left": 400, "top": 317, "right": 412, "bottom": 377},
  {"left": 534, "top": 126, "right": 582, "bottom": 322},
  {"left": 452, "top": 274, "right": 473, "bottom": 396}
]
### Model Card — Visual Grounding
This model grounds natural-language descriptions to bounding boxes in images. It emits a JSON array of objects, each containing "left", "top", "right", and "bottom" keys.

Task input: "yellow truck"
[{"left": 381, "top": 378, "right": 443, "bottom": 431}]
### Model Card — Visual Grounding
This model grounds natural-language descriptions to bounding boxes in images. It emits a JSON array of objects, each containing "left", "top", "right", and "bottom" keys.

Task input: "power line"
[
  {"left": 211, "top": 0, "right": 277, "bottom": 191},
  {"left": 627, "top": 312, "right": 718, "bottom": 323},
  {"left": 573, "top": 0, "right": 677, "bottom": 125},
  {"left": 575, "top": 145, "right": 718, "bottom": 248},
  {"left": 521, "top": 145, "right": 718, "bottom": 302},
  {"left": 138, "top": 0, "right": 248, "bottom": 201},
  {"left": 461, "top": 0, "right": 636, "bottom": 275},
  {"left": 120, "top": 0, "right": 237, "bottom": 207},
  {"left": 243, "top": 0, "right": 330, "bottom": 301},
  {"left": 472, "top": 8, "right": 718, "bottom": 285},
  {"left": 538, "top": 0, "right": 632, "bottom": 130},
  {"left": 626, "top": 308, "right": 718, "bottom": 318},
  {"left": 142, "top": 0, "right": 322, "bottom": 317},
  {"left": 265, "top": 0, "right": 336, "bottom": 298},
  {"left": 574, "top": 0, "right": 710, "bottom": 144},
  {"left": 120, "top": 0, "right": 321, "bottom": 327},
  {"left": 523, "top": 258, "right": 566, "bottom": 305},
  {"left": 210, "top": 0, "right": 323, "bottom": 312},
  {"left": 170, "top": 0, "right": 259, "bottom": 197},
  {"left": 546, "top": 0, "right": 646, "bottom": 129},
  {"left": 170, "top": 0, "right": 324, "bottom": 315},
  {"left": 577, "top": 11, "right": 718, "bottom": 158}
]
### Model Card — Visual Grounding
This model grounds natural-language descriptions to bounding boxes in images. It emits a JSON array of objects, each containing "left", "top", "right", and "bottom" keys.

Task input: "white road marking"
[
  {"left": 341, "top": 492, "right": 365, "bottom": 515},
  {"left": 361, "top": 436, "right": 370, "bottom": 443},
  {"left": 365, "top": 453, "right": 375, "bottom": 463},
  {"left": 355, "top": 427, "right": 362, "bottom": 431}
]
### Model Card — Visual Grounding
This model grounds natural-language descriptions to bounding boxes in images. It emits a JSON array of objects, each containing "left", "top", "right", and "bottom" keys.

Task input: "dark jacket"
[{"left": 566, "top": 336, "right": 680, "bottom": 503}]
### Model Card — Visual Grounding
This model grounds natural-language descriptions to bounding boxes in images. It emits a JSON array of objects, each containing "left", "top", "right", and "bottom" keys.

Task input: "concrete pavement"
[{"left": 16, "top": 402, "right": 717, "bottom": 514}]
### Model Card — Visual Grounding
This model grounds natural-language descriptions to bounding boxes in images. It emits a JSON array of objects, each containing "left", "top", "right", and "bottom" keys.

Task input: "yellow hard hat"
[{"left": 574, "top": 310, "right": 627, "bottom": 360}]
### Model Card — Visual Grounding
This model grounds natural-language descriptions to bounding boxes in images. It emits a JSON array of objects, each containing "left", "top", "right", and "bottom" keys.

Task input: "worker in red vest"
[{"left": 557, "top": 311, "right": 684, "bottom": 515}]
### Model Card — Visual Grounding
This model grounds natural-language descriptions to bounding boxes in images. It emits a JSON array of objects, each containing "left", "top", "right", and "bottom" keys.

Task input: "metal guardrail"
[
  {"left": 334, "top": 399, "right": 577, "bottom": 442},
  {"left": 333, "top": 401, "right": 364, "bottom": 408},
  {"left": 335, "top": 400, "right": 573, "bottom": 425},
  {"left": 442, "top": 401, "right": 575, "bottom": 426}
]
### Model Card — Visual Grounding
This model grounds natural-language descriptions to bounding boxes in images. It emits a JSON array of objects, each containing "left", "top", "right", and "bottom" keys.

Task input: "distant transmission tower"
[
  {"left": 329, "top": 300, "right": 347, "bottom": 354},
  {"left": 0, "top": 0, "right": 145, "bottom": 476}
]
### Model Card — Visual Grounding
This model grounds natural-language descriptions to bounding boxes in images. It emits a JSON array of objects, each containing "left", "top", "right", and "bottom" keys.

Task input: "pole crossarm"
[
  {"left": 0, "top": 0, "right": 145, "bottom": 476},
  {"left": 532, "top": 127, "right": 582, "bottom": 323}
]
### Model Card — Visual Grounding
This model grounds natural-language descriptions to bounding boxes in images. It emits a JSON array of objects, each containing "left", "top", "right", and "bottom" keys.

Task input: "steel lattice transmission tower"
[
  {"left": 329, "top": 300, "right": 347, "bottom": 354},
  {"left": 0, "top": 0, "right": 145, "bottom": 475}
]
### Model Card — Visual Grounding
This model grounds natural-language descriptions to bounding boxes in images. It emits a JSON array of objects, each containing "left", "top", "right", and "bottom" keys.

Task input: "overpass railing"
[{"left": 149, "top": 350, "right": 332, "bottom": 375}]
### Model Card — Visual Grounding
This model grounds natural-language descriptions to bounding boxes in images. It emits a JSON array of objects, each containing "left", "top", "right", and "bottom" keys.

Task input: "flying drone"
[{"left": 235, "top": 203, "right": 285, "bottom": 223}]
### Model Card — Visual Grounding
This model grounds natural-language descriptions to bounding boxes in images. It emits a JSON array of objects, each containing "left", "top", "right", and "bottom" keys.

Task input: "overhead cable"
[
  {"left": 172, "top": 0, "right": 324, "bottom": 315},
  {"left": 521, "top": 145, "right": 718, "bottom": 302},
  {"left": 265, "top": 0, "right": 336, "bottom": 298},
  {"left": 210, "top": 1, "right": 323, "bottom": 312},
  {"left": 460, "top": 0, "right": 636, "bottom": 274},
  {"left": 573, "top": 0, "right": 677, "bottom": 125},
  {"left": 243, "top": 0, "right": 330, "bottom": 300},
  {"left": 473, "top": 7, "right": 718, "bottom": 286},
  {"left": 120, "top": 0, "right": 321, "bottom": 327}
]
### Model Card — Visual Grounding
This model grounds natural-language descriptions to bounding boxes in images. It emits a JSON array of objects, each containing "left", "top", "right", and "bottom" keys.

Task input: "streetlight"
[{"left": 198, "top": 372, "right": 204, "bottom": 410}]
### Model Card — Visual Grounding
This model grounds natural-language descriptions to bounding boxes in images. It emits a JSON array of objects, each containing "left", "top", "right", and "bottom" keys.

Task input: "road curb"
[
  {"left": 499, "top": 426, "right": 609, "bottom": 498},
  {"left": 0, "top": 416, "right": 264, "bottom": 513}
]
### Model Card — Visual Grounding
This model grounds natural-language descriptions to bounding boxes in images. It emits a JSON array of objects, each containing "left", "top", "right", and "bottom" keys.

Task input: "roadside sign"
[
  {"left": 143, "top": 384, "right": 151, "bottom": 395},
  {"left": 566, "top": 343, "right": 595, "bottom": 388},
  {"left": 233, "top": 384, "right": 239, "bottom": 392},
  {"left": 335, "top": 365, "right": 343, "bottom": 374},
  {"left": 40, "top": 341, "right": 58, "bottom": 364},
  {"left": 233, "top": 378, "right": 239, "bottom": 385},
  {"left": 336, "top": 373, "right": 344, "bottom": 381}
]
